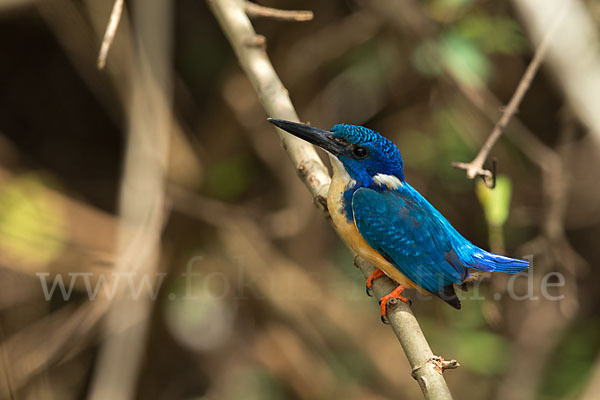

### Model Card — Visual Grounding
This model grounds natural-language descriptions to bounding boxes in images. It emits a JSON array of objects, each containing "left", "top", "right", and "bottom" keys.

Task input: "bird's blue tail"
[{"left": 470, "top": 251, "right": 529, "bottom": 273}]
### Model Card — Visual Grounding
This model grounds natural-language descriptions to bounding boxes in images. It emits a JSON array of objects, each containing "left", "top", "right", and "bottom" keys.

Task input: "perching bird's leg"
[
  {"left": 365, "top": 269, "right": 386, "bottom": 296},
  {"left": 379, "top": 285, "right": 410, "bottom": 324}
]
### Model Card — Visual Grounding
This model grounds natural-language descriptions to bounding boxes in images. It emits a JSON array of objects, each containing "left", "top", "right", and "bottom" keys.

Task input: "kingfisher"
[{"left": 268, "top": 118, "right": 529, "bottom": 320}]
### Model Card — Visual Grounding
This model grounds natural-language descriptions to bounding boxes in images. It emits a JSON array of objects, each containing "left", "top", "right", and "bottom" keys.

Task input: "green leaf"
[
  {"left": 476, "top": 175, "right": 512, "bottom": 227},
  {"left": 0, "top": 174, "right": 65, "bottom": 266}
]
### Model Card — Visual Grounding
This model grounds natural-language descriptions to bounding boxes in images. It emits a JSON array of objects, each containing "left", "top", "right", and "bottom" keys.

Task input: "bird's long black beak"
[{"left": 268, "top": 118, "right": 343, "bottom": 156}]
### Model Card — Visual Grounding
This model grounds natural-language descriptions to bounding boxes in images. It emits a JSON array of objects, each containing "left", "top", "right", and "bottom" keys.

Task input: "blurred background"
[{"left": 1, "top": 0, "right": 600, "bottom": 399}]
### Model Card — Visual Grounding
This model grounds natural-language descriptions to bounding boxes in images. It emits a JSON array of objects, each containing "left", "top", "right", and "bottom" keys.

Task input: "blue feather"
[
  {"left": 329, "top": 124, "right": 530, "bottom": 298},
  {"left": 350, "top": 181, "right": 528, "bottom": 295},
  {"left": 469, "top": 251, "right": 529, "bottom": 273},
  {"left": 267, "top": 118, "right": 529, "bottom": 309},
  {"left": 352, "top": 185, "right": 465, "bottom": 294}
]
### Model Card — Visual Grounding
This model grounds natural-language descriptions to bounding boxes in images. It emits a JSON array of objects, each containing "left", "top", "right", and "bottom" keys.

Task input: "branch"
[
  {"left": 97, "top": 0, "right": 124, "bottom": 69},
  {"left": 451, "top": 2, "right": 566, "bottom": 186},
  {"left": 207, "top": 0, "right": 456, "bottom": 398},
  {"left": 88, "top": 0, "right": 173, "bottom": 398},
  {"left": 169, "top": 187, "right": 420, "bottom": 395},
  {"left": 244, "top": 1, "right": 313, "bottom": 21},
  {"left": 206, "top": 0, "right": 329, "bottom": 206},
  {"left": 354, "top": 259, "right": 459, "bottom": 399}
]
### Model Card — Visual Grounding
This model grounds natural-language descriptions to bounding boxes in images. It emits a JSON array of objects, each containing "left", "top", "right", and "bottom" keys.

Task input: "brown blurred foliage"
[{"left": 1, "top": 0, "right": 600, "bottom": 399}]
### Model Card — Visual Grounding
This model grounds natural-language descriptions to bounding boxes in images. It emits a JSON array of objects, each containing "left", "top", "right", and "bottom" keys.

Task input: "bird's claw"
[
  {"left": 365, "top": 269, "right": 385, "bottom": 298},
  {"left": 366, "top": 271, "right": 411, "bottom": 323},
  {"left": 378, "top": 285, "right": 409, "bottom": 324}
]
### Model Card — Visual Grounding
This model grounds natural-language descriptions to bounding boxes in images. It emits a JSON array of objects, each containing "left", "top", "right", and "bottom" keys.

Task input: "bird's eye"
[{"left": 352, "top": 146, "right": 368, "bottom": 159}]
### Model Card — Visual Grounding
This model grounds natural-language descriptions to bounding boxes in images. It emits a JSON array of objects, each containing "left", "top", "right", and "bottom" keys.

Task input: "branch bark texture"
[{"left": 207, "top": 0, "right": 456, "bottom": 398}]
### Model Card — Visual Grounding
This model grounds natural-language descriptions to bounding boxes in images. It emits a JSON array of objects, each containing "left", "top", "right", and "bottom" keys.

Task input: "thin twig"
[
  {"left": 88, "top": 0, "right": 173, "bottom": 398},
  {"left": 97, "top": 0, "right": 124, "bottom": 69},
  {"left": 207, "top": 0, "right": 455, "bottom": 398},
  {"left": 244, "top": 1, "right": 313, "bottom": 21},
  {"left": 451, "top": 3, "right": 567, "bottom": 186}
]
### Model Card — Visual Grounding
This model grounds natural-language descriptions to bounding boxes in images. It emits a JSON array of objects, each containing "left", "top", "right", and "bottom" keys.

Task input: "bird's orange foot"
[
  {"left": 365, "top": 269, "right": 386, "bottom": 297},
  {"left": 378, "top": 285, "right": 411, "bottom": 324}
]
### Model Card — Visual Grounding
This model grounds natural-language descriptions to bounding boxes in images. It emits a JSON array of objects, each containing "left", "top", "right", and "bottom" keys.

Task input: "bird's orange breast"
[{"left": 327, "top": 159, "right": 428, "bottom": 294}]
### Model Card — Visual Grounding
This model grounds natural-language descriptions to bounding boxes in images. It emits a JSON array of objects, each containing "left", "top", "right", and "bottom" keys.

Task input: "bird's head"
[{"left": 268, "top": 118, "right": 405, "bottom": 187}]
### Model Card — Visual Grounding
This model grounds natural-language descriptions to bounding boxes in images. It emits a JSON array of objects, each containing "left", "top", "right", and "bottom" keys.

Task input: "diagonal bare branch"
[
  {"left": 207, "top": 0, "right": 456, "bottom": 398},
  {"left": 244, "top": 1, "right": 313, "bottom": 21},
  {"left": 97, "top": 0, "right": 124, "bottom": 69},
  {"left": 451, "top": 1, "right": 567, "bottom": 187}
]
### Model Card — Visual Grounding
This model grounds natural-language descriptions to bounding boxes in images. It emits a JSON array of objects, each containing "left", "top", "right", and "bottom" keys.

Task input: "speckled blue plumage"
[
  {"left": 332, "top": 124, "right": 405, "bottom": 185},
  {"left": 331, "top": 124, "right": 529, "bottom": 297}
]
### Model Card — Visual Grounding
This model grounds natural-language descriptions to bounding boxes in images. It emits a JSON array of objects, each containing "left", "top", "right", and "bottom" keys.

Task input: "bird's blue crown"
[{"left": 331, "top": 124, "right": 405, "bottom": 186}]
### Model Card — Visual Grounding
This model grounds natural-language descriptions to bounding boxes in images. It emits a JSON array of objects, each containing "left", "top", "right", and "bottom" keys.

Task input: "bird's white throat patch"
[
  {"left": 373, "top": 173, "right": 403, "bottom": 189},
  {"left": 330, "top": 157, "right": 355, "bottom": 187}
]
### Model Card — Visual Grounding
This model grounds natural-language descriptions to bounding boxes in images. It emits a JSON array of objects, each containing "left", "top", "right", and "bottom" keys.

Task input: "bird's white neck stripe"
[
  {"left": 373, "top": 173, "right": 403, "bottom": 189},
  {"left": 330, "top": 157, "right": 402, "bottom": 190}
]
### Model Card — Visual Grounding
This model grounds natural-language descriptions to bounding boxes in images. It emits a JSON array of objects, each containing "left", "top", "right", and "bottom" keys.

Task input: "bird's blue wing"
[{"left": 352, "top": 186, "right": 467, "bottom": 295}]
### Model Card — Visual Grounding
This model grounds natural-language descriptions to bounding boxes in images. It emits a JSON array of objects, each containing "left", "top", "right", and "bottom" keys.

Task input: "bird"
[{"left": 268, "top": 118, "right": 529, "bottom": 321}]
